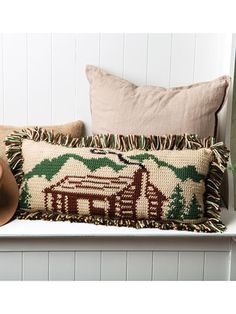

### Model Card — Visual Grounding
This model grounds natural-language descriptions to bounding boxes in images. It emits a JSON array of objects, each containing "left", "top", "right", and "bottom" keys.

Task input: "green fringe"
[{"left": 5, "top": 127, "right": 229, "bottom": 233}]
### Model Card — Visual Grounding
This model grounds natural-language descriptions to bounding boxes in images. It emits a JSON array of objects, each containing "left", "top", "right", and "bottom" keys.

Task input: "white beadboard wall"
[
  {"left": 0, "top": 238, "right": 232, "bottom": 281},
  {"left": 0, "top": 33, "right": 232, "bottom": 134}
]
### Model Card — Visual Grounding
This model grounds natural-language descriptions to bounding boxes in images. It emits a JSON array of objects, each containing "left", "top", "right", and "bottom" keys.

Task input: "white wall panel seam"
[
  {"left": 151, "top": 250, "right": 154, "bottom": 280},
  {"left": 177, "top": 251, "right": 180, "bottom": 280},
  {"left": 122, "top": 33, "right": 125, "bottom": 78},
  {"left": 48, "top": 251, "right": 50, "bottom": 278},
  {"left": 47, "top": 251, "right": 49, "bottom": 280},
  {"left": 168, "top": 34, "right": 173, "bottom": 88},
  {"left": 203, "top": 251, "right": 206, "bottom": 281},
  {"left": 1, "top": 34, "right": 4, "bottom": 123},
  {"left": 21, "top": 251, "right": 23, "bottom": 281},
  {"left": 50, "top": 33, "right": 53, "bottom": 124},
  {"left": 99, "top": 251, "right": 103, "bottom": 280},
  {"left": 73, "top": 251, "right": 75, "bottom": 280},
  {"left": 230, "top": 238, "right": 236, "bottom": 280},
  {"left": 98, "top": 33, "right": 101, "bottom": 67},
  {"left": 125, "top": 251, "right": 128, "bottom": 281},
  {"left": 75, "top": 36, "right": 79, "bottom": 120},
  {"left": 145, "top": 33, "right": 149, "bottom": 85},
  {"left": 192, "top": 33, "right": 197, "bottom": 83},
  {"left": 26, "top": 33, "right": 29, "bottom": 124},
  {"left": 22, "top": 252, "right": 25, "bottom": 280},
  {"left": 74, "top": 250, "right": 76, "bottom": 281},
  {"left": 229, "top": 238, "right": 234, "bottom": 280},
  {"left": 123, "top": 33, "right": 126, "bottom": 79},
  {"left": 73, "top": 34, "right": 77, "bottom": 120},
  {"left": 228, "top": 250, "right": 232, "bottom": 281}
]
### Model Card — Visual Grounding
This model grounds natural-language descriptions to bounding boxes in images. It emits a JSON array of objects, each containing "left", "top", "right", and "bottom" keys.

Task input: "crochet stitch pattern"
[{"left": 5, "top": 128, "right": 229, "bottom": 232}]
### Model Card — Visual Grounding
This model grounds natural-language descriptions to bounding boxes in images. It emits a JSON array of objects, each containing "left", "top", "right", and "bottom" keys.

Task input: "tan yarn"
[{"left": 5, "top": 128, "right": 229, "bottom": 232}]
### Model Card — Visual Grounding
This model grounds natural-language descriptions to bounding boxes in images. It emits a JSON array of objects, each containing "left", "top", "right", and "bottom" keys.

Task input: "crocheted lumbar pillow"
[{"left": 5, "top": 128, "right": 229, "bottom": 233}]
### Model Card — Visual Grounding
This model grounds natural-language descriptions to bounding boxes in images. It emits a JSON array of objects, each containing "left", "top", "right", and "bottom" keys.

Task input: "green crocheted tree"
[
  {"left": 20, "top": 182, "right": 31, "bottom": 209},
  {"left": 166, "top": 184, "right": 185, "bottom": 220},
  {"left": 184, "top": 194, "right": 201, "bottom": 219}
]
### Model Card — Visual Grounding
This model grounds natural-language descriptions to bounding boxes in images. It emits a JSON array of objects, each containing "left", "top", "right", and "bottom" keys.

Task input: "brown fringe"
[
  {"left": 14, "top": 210, "right": 226, "bottom": 233},
  {"left": 5, "top": 127, "right": 229, "bottom": 233}
]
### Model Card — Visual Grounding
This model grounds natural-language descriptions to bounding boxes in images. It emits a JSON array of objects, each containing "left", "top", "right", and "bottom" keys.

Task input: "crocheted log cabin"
[{"left": 5, "top": 128, "right": 229, "bottom": 232}]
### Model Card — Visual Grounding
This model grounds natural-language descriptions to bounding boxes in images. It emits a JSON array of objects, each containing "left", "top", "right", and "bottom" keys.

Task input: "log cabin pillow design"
[{"left": 5, "top": 128, "right": 229, "bottom": 233}]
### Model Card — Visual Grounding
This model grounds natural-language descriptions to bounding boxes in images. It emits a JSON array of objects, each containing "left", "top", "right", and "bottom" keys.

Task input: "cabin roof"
[{"left": 44, "top": 175, "right": 134, "bottom": 196}]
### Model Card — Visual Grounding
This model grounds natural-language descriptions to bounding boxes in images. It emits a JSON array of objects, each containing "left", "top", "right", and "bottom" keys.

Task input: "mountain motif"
[
  {"left": 25, "top": 153, "right": 126, "bottom": 181},
  {"left": 24, "top": 151, "right": 205, "bottom": 183},
  {"left": 128, "top": 153, "right": 205, "bottom": 182}
]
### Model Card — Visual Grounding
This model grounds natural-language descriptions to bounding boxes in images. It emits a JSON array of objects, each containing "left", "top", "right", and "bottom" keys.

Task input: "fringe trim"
[
  {"left": 5, "top": 127, "right": 229, "bottom": 233},
  {"left": 14, "top": 209, "right": 226, "bottom": 233}
]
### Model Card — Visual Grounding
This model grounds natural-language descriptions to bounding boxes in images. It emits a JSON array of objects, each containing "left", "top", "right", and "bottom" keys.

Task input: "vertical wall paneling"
[
  {"left": 101, "top": 251, "right": 126, "bottom": 281},
  {"left": 76, "top": 33, "right": 100, "bottom": 134},
  {"left": 220, "top": 34, "right": 232, "bottom": 75},
  {"left": 0, "top": 33, "right": 231, "bottom": 133},
  {"left": 49, "top": 252, "right": 75, "bottom": 281},
  {"left": 23, "top": 252, "right": 48, "bottom": 280},
  {"left": 169, "top": 34, "right": 196, "bottom": 87},
  {"left": 230, "top": 239, "right": 236, "bottom": 280},
  {"left": 146, "top": 34, "right": 172, "bottom": 87},
  {"left": 178, "top": 252, "right": 204, "bottom": 281},
  {"left": 123, "top": 34, "right": 148, "bottom": 84},
  {"left": 99, "top": 34, "right": 124, "bottom": 77},
  {"left": 194, "top": 34, "right": 226, "bottom": 82},
  {"left": 0, "top": 252, "right": 22, "bottom": 280},
  {"left": 52, "top": 34, "right": 76, "bottom": 124},
  {"left": 3, "top": 34, "right": 28, "bottom": 125},
  {"left": 204, "top": 252, "right": 230, "bottom": 281},
  {"left": 27, "top": 34, "right": 52, "bottom": 125},
  {"left": 75, "top": 251, "right": 101, "bottom": 281},
  {"left": 127, "top": 251, "right": 152, "bottom": 281},
  {"left": 153, "top": 252, "right": 178, "bottom": 281},
  {"left": 0, "top": 35, "right": 3, "bottom": 124}
]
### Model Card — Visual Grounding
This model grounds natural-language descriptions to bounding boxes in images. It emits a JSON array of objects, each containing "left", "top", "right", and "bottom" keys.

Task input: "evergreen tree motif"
[
  {"left": 20, "top": 182, "right": 31, "bottom": 209},
  {"left": 183, "top": 194, "right": 201, "bottom": 219},
  {"left": 166, "top": 184, "right": 185, "bottom": 220}
]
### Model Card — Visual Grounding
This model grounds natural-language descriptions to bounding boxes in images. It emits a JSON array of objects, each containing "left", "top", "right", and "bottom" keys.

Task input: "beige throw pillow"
[
  {"left": 86, "top": 65, "right": 230, "bottom": 138},
  {"left": 0, "top": 120, "right": 84, "bottom": 160}
]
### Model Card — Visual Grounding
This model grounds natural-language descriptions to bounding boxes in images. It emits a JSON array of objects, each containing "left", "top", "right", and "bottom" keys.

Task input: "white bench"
[{"left": 0, "top": 207, "right": 235, "bottom": 281}]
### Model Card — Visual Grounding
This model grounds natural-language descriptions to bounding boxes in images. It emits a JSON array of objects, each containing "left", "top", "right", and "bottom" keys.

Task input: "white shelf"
[{"left": 0, "top": 208, "right": 235, "bottom": 238}]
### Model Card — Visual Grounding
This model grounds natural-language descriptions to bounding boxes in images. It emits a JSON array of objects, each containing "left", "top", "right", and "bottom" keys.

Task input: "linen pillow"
[
  {"left": 0, "top": 120, "right": 84, "bottom": 160},
  {"left": 86, "top": 65, "right": 230, "bottom": 139},
  {"left": 5, "top": 128, "right": 229, "bottom": 233}
]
